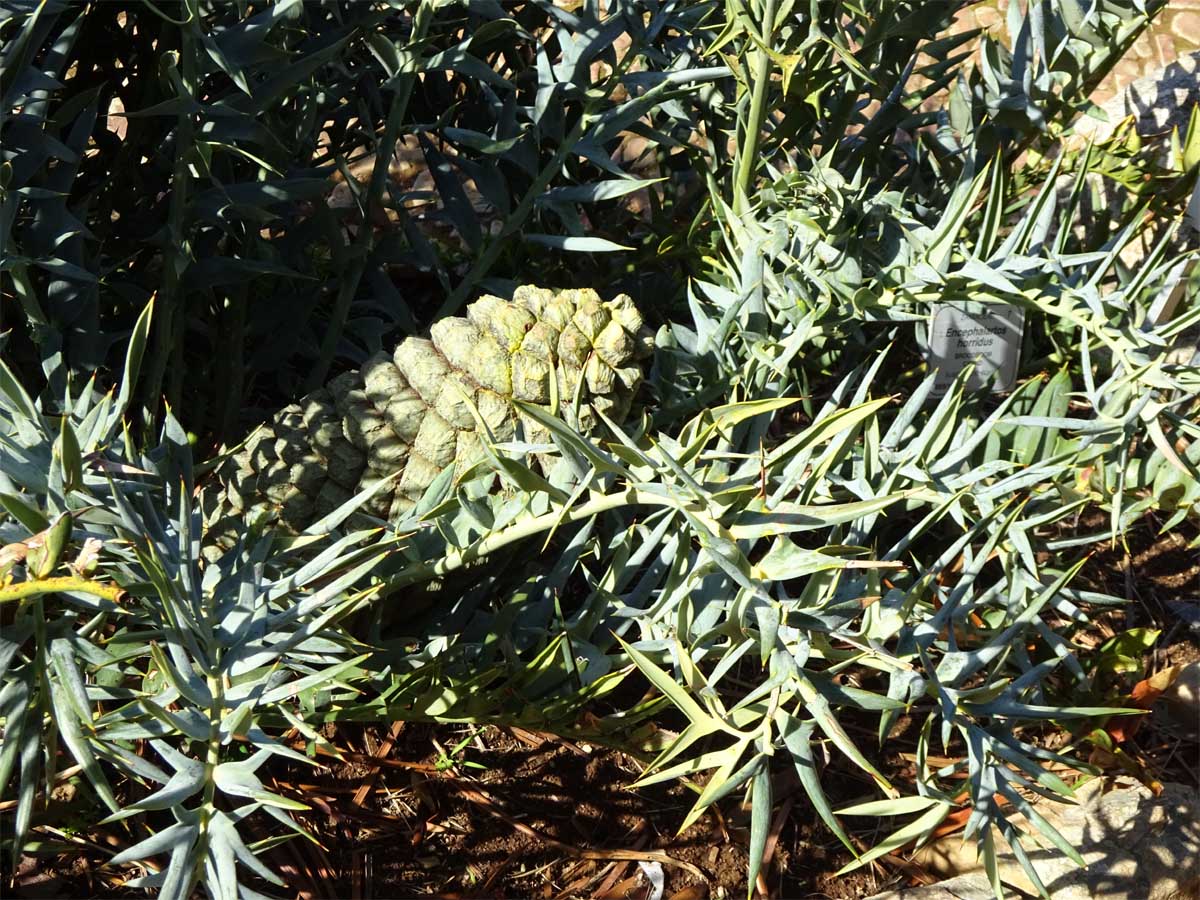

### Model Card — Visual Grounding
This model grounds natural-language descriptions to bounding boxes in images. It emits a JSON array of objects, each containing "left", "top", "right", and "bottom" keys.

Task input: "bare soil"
[{"left": 265, "top": 722, "right": 888, "bottom": 900}]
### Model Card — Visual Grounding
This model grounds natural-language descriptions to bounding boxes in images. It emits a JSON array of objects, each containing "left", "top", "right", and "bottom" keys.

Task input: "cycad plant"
[
  {"left": 347, "top": 1, "right": 1197, "bottom": 894},
  {"left": 0, "top": 302, "right": 409, "bottom": 896},
  {"left": 2, "top": 0, "right": 1198, "bottom": 897}
]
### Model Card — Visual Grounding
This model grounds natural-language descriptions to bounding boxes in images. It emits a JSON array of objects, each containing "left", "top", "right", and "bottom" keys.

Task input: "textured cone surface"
[{"left": 208, "top": 287, "right": 651, "bottom": 541}]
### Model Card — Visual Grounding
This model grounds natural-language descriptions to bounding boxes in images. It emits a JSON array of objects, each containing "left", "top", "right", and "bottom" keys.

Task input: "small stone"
[
  {"left": 1111, "top": 58, "right": 1145, "bottom": 87},
  {"left": 1154, "top": 33, "right": 1177, "bottom": 66},
  {"left": 974, "top": 7, "right": 1002, "bottom": 31},
  {"left": 870, "top": 778, "right": 1200, "bottom": 900},
  {"left": 1159, "top": 661, "right": 1200, "bottom": 741},
  {"left": 867, "top": 874, "right": 998, "bottom": 900},
  {"left": 1165, "top": 601, "right": 1200, "bottom": 632},
  {"left": 1174, "top": 11, "right": 1200, "bottom": 46},
  {"left": 1130, "top": 32, "right": 1154, "bottom": 60}
]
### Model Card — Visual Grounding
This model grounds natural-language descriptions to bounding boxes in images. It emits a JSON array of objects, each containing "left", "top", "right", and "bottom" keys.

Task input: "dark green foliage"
[{"left": 1, "top": 0, "right": 721, "bottom": 441}]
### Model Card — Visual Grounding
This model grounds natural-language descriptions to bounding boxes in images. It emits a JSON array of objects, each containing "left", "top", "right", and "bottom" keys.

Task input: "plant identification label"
[{"left": 927, "top": 303, "right": 1024, "bottom": 394}]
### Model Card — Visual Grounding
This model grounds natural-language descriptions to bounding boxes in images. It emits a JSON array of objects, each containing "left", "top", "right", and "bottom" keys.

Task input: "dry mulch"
[{"left": 263, "top": 721, "right": 886, "bottom": 900}]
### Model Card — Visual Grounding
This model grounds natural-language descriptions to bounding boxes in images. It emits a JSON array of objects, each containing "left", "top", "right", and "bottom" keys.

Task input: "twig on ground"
[
  {"left": 0, "top": 764, "right": 82, "bottom": 812},
  {"left": 478, "top": 846, "right": 526, "bottom": 897},
  {"left": 586, "top": 830, "right": 651, "bottom": 899},
  {"left": 848, "top": 832, "right": 937, "bottom": 888},
  {"left": 595, "top": 872, "right": 649, "bottom": 900},
  {"left": 353, "top": 721, "right": 406, "bottom": 809}
]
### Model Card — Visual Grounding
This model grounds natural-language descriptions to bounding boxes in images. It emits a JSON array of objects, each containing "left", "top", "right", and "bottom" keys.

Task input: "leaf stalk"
[
  {"left": 0, "top": 576, "right": 125, "bottom": 605},
  {"left": 733, "top": 0, "right": 780, "bottom": 216}
]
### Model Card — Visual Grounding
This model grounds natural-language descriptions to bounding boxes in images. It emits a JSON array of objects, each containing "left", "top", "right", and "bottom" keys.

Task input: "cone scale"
[{"left": 208, "top": 287, "right": 652, "bottom": 539}]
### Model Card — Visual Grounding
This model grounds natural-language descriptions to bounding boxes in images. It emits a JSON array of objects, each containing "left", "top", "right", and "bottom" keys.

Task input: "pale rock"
[
  {"left": 866, "top": 778, "right": 1200, "bottom": 900},
  {"left": 1175, "top": 11, "right": 1200, "bottom": 47},
  {"left": 1165, "top": 601, "right": 1200, "bottom": 633},
  {"left": 1056, "top": 51, "right": 1200, "bottom": 290},
  {"left": 1158, "top": 661, "right": 1200, "bottom": 741},
  {"left": 870, "top": 874, "right": 997, "bottom": 900},
  {"left": 1073, "top": 52, "right": 1200, "bottom": 144}
]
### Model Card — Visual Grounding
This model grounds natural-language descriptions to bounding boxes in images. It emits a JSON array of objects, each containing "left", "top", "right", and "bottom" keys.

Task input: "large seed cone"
[{"left": 206, "top": 287, "right": 652, "bottom": 544}]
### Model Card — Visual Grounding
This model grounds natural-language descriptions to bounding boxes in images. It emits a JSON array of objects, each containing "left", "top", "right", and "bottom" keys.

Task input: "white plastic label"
[{"left": 927, "top": 303, "right": 1024, "bottom": 394}]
